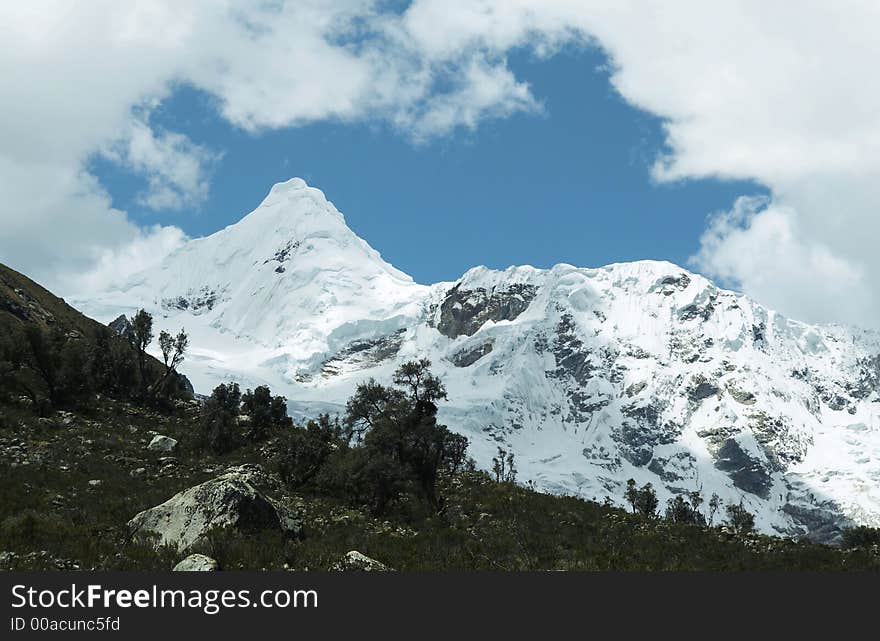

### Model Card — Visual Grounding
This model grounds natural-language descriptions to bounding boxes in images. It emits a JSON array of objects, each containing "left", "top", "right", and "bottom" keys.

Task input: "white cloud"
[
  {"left": 3, "top": 0, "right": 880, "bottom": 326},
  {"left": 75, "top": 224, "right": 188, "bottom": 294},
  {"left": 692, "top": 197, "right": 870, "bottom": 325},
  {"left": 104, "top": 116, "right": 221, "bottom": 211},
  {"left": 398, "top": 57, "right": 541, "bottom": 142}
]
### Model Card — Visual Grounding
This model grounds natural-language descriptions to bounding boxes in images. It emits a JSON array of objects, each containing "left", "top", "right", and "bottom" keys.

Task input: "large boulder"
[
  {"left": 147, "top": 435, "right": 177, "bottom": 452},
  {"left": 331, "top": 550, "right": 392, "bottom": 572},
  {"left": 128, "top": 464, "right": 301, "bottom": 552},
  {"left": 173, "top": 554, "right": 219, "bottom": 572}
]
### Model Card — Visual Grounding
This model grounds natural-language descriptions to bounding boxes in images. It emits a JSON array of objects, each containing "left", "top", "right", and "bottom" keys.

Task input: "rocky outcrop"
[
  {"left": 451, "top": 341, "right": 493, "bottom": 367},
  {"left": 128, "top": 464, "right": 302, "bottom": 552},
  {"left": 173, "top": 554, "right": 219, "bottom": 571},
  {"left": 437, "top": 283, "right": 537, "bottom": 338},
  {"left": 108, "top": 314, "right": 134, "bottom": 340},
  {"left": 330, "top": 550, "right": 391, "bottom": 572},
  {"left": 321, "top": 330, "right": 405, "bottom": 377},
  {"left": 147, "top": 435, "right": 177, "bottom": 452},
  {"left": 713, "top": 440, "right": 773, "bottom": 499},
  {"left": 161, "top": 286, "right": 220, "bottom": 314}
]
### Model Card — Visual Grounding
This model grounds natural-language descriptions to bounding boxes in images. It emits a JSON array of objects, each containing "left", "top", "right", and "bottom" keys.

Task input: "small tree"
[
  {"left": 624, "top": 479, "right": 639, "bottom": 513},
  {"left": 22, "top": 325, "right": 62, "bottom": 407},
  {"left": 624, "top": 479, "right": 658, "bottom": 518},
  {"left": 153, "top": 328, "right": 188, "bottom": 399},
  {"left": 689, "top": 488, "right": 704, "bottom": 519},
  {"left": 158, "top": 329, "right": 187, "bottom": 374},
  {"left": 275, "top": 414, "right": 343, "bottom": 488},
  {"left": 665, "top": 493, "right": 706, "bottom": 525},
  {"left": 131, "top": 309, "right": 154, "bottom": 395},
  {"left": 492, "top": 447, "right": 517, "bottom": 483},
  {"left": 200, "top": 382, "right": 242, "bottom": 454},
  {"left": 666, "top": 495, "right": 694, "bottom": 523},
  {"left": 636, "top": 483, "right": 659, "bottom": 518},
  {"left": 725, "top": 501, "right": 756, "bottom": 535},
  {"left": 708, "top": 493, "right": 722, "bottom": 527},
  {"left": 241, "top": 385, "right": 292, "bottom": 441},
  {"left": 343, "top": 359, "right": 467, "bottom": 511}
]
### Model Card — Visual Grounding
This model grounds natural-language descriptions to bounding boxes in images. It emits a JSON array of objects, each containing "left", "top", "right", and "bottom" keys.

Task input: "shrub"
[{"left": 200, "top": 382, "right": 243, "bottom": 454}]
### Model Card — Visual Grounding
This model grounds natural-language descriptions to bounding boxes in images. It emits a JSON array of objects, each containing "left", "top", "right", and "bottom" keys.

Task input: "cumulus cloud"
[
  {"left": 3, "top": 0, "right": 880, "bottom": 326},
  {"left": 103, "top": 116, "right": 221, "bottom": 211},
  {"left": 692, "top": 197, "right": 870, "bottom": 325}
]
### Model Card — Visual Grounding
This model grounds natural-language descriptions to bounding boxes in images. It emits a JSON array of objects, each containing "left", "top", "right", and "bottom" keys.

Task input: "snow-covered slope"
[{"left": 76, "top": 178, "right": 880, "bottom": 542}]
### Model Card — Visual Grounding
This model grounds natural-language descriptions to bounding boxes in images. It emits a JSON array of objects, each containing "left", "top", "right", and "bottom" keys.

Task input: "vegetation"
[
  {"left": 2, "top": 262, "right": 879, "bottom": 571},
  {"left": 0, "top": 264, "right": 190, "bottom": 412},
  {"left": 840, "top": 526, "right": 880, "bottom": 550},
  {"left": 492, "top": 447, "right": 517, "bottom": 484},
  {"left": 2, "top": 384, "right": 879, "bottom": 571},
  {"left": 624, "top": 479, "right": 660, "bottom": 518}
]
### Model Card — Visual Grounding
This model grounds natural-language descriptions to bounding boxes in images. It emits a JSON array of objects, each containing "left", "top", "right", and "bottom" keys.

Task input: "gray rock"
[
  {"left": 437, "top": 283, "right": 537, "bottom": 339},
  {"left": 714, "top": 439, "right": 772, "bottom": 499},
  {"left": 173, "top": 554, "right": 219, "bottom": 572},
  {"left": 331, "top": 550, "right": 391, "bottom": 572},
  {"left": 108, "top": 314, "right": 135, "bottom": 340},
  {"left": 147, "top": 435, "right": 177, "bottom": 452},
  {"left": 625, "top": 381, "right": 647, "bottom": 397},
  {"left": 727, "top": 384, "right": 757, "bottom": 405},
  {"left": 128, "top": 464, "right": 302, "bottom": 552},
  {"left": 451, "top": 341, "right": 494, "bottom": 367},
  {"left": 321, "top": 330, "right": 406, "bottom": 377},
  {"left": 688, "top": 378, "right": 720, "bottom": 402}
]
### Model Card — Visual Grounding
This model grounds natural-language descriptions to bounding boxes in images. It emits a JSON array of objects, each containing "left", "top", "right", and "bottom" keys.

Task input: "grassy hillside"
[
  {"left": 0, "top": 262, "right": 188, "bottom": 412},
  {"left": 0, "top": 263, "right": 104, "bottom": 335},
  {"left": 1, "top": 395, "right": 878, "bottom": 571}
]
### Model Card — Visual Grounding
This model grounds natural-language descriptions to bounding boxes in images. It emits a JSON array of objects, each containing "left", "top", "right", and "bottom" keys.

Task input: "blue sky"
[
  {"left": 6, "top": 2, "right": 877, "bottom": 326},
  {"left": 90, "top": 46, "right": 765, "bottom": 285}
]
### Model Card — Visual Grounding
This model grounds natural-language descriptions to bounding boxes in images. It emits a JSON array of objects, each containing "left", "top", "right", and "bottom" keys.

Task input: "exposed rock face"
[
  {"left": 108, "top": 314, "right": 134, "bottom": 341},
  {"left": 713, "top": 439, "right": 773, "bottom": 499},
  {"left": 451, "top": 341, "right": 493, "bottom": 367},
  {"left": 331, "top": 550, "right": 391, "bottom": 572},
  {"left": 178, "top": 374, "right": 195, "bottom": 396},
  {"left": 437, "top": 283, "right": 537, "bottom": 338},
  {"left": 161, "top": 286, "right": 219, "bottom": 314},
  {"left": 173, "top": 554, "right": 219, "bottom": 571},
  {"left": 128, "top": 465, "right": 302, "bottom": 552},
  {"left": 147, "top": 435, "right": 178, "bottom": 452},
  {"left": 321, "top": 330, "right": 405, "bottom": 377}
]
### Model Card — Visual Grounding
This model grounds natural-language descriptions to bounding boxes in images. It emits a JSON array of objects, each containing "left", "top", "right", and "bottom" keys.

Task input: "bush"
[
  {"left": 241, "top": 385, "right": 292, "bottom": 441},
  {"left": 625, "top": 479, "right": 659, "bottom": 518},
  {"left": 841, "top": 526, "right": 880, "bottom": 549},
  {"left": 665, "top": 491, "right": 707, "bottom": 525},
  {"left": 274, "top": 415, "right": 343, "bottom": 488},
  {"left": 344, "top": 359, "right": 469, "bottom": 512},
  {"left": 200, "top": 382, "right": 243, "bottom": 454},
  {"left": 725, "top": 502, "right": 756, "bottom": 535}
]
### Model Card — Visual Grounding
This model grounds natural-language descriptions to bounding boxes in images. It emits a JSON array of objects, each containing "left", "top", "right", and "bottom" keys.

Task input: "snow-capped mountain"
[{"left": 76, "top": 178, "right": 880, "bottom": 542}]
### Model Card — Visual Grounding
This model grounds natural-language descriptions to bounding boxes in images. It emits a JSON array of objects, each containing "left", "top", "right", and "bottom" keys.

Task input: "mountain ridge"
[{"left": 72, "top": 177, "right": 880, "bottom": 542}]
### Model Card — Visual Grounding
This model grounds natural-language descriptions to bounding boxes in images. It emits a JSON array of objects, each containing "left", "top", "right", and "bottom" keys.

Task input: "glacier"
[{"left": 74, "top": 177, "right": 880, "bottom": 542}]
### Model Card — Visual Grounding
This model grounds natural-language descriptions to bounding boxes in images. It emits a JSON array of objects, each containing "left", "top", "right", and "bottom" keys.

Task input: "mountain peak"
[
  {"left": 268, "top": 176, "right": 309, "bottom": 194},
  {"left": 245, "top": 176, "right": 346, "bottom": 232},
  {"left": 73, "top": 179, "right": 880, "bottom": 540}
]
